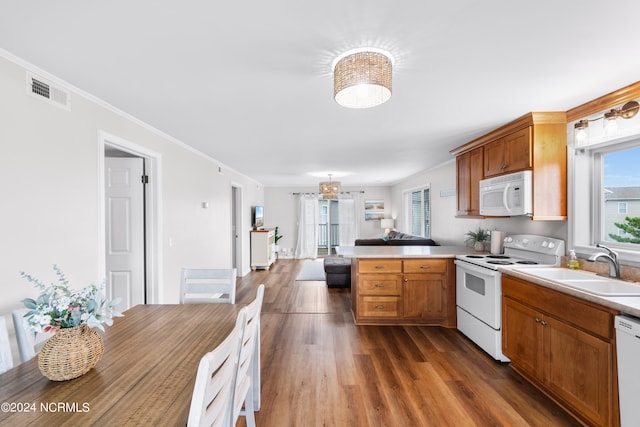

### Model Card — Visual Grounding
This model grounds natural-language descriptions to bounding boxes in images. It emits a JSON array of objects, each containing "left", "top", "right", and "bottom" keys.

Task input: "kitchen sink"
[{"left": 511, "top": 267, "right": 640, "bottom": 297}]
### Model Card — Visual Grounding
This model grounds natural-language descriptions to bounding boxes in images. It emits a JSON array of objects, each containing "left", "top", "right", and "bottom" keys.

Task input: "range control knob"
[
  {"left": 542, "top": 241, "right": 549, "bottom": 248},
  {"left": 522, "top": 238, "right": 530, "bottom": 246},
  {"left": 548, "top": 242, "right": 556, "bottom": 249}
]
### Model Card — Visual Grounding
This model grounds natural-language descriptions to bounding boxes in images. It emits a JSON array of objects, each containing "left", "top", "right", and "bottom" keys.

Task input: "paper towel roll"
[{"left": 491, "top": 231, "right": 506, "bottom": 254}]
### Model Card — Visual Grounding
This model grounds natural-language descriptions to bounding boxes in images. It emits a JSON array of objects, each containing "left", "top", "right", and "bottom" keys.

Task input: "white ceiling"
[{"left": 2, "top": 1, "right": 640, "bottom": 187}]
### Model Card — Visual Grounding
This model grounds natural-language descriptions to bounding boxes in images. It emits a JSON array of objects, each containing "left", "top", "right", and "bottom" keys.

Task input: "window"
[
  {"left": 573, "top": 138, "right": 640, "bottom": 260},
  {"left": 404, "top": 187, "right": 430, "bottom": 237},
  {"left": 618, "top": 202, "right": 628, "bottom": 214},
  {"left": 599, "top": 146, "right": 640, "bottom": 246}
]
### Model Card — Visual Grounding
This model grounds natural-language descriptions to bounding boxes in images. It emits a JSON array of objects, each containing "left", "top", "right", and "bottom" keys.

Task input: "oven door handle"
[{"left": 454, "top": 260, "right": 501, "bottom": 278}]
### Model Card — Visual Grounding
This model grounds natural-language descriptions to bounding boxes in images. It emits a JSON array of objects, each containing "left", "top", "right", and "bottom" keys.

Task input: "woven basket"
[{"left": 38, "top": 324, "right": 104, "bottom": 381}]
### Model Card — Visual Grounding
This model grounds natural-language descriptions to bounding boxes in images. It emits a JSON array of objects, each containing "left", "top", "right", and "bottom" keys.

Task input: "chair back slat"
[
  {"left": 230, "top": 284, "right": 264, "bottom": 427},
  {"left": 0, "top": 316, "right": 13, "bottom": 374},
  {"left": 180, "top": 268, "right": 237, "bottom": 304},
  {"left": 187, "top": 309, "right": 246, "bottom": 427}
]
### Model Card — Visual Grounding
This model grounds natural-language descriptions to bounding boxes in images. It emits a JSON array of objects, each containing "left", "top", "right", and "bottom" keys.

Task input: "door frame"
[
  {"left": 98, "top": 131, "right": 164, "bottom": 304},
  {"left": 231, "top": 182, "right": 244, "bottom": 275}
]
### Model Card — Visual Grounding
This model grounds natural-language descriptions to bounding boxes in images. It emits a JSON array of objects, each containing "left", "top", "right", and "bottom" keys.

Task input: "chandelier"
[
  {"left": 333, "top": 48, "right": 393, "bottom": 109},
  {"left": 319, "top": 174, "right": 341, "bottom": 199}
]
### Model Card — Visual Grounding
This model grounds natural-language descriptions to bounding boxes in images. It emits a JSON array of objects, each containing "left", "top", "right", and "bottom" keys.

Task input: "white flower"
[{"left": 20, "top": 265, "right": 123, "bottom": 333}]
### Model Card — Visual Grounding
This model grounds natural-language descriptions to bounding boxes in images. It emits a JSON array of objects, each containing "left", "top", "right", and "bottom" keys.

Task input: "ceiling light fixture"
[
  {"left": 319, "top": 174, "right": 341, "bottom": 199},
  {"left": 573, "top": 100, "right": 640, "bottom": 143},
  {"left": 333, "top": 48, "right": 393, "bottom": 109}
]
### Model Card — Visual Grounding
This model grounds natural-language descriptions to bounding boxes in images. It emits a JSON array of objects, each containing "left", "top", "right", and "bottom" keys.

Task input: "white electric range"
[{"left": 454, "top": 234, "right": 566, "bottom": 361}]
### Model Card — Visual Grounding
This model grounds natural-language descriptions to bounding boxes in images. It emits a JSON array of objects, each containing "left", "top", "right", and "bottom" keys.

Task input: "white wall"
[
  {"left": 391, "top": 160, "right": 568, "bottom": 247},
  {"left": 0, "top": 54, "right": 263, "bottom": 324},
  {"left": 264, "top": 186, "right": 392, "bottom": 256}
]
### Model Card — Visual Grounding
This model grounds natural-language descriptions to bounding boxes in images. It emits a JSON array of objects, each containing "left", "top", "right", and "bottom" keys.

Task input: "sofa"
[
  {"left": 323, "top": 232, "right": 438, "bottom": 288},
  {"left": 354, "top": 230, "right": 438, "bottom": 247}
]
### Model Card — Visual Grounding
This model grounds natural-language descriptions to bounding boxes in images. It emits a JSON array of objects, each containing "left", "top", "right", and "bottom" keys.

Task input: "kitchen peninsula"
[{"left": 337, "top": 245, "right": 476, "bottom": 326}]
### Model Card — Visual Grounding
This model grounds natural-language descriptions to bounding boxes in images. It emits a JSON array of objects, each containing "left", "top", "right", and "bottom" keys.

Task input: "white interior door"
[{"left": 105, "top": 157, "right": 145, "bottom": 310}]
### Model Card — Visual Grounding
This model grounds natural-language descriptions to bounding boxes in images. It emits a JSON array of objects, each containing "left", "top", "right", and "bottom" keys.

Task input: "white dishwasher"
[{"left": 615, "top": 315, "right": 640, "bottom": 426}]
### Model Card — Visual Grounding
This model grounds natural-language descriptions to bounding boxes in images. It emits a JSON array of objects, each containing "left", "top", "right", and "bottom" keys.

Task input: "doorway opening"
[
  {"left": 98, "top": 131, "right": 163, "bottom": 308},
  {"left": 318, "top": 199, "right": 339, "bottom": 256},
  {"left": 231, "top": 184, "right": 243, "bottom": 274}
]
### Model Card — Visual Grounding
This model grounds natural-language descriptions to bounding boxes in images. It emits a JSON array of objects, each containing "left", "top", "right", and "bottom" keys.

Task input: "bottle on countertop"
[{"left": 567, "top": 250, "right": 580, "bottom": 270}]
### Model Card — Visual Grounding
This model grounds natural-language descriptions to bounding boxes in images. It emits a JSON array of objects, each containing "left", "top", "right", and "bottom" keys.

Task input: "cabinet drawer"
[
  {"left": 358, "top": 259, "right": 402, "bottom": 273},
  {"left": 359, "top": 274, "right": 402, "bottom": 295},
  {"left": 359, "top": 296, "right": 401, "bottom": 317},
  {"left": 403, "top": 259, "right": 447, "bottom": 274}
]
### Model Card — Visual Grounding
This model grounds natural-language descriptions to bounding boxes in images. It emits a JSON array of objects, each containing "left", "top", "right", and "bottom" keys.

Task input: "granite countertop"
[
  {"left": 501, "top": 267, "right": 640, "bottom": 318},
  {"left": 336, "top": 245, "right": 479, "bottom": 258}
]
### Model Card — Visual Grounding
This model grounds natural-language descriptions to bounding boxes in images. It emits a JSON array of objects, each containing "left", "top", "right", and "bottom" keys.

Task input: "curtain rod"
[{"left": 290, "top": 191, "right": 365, "bottom": 195}]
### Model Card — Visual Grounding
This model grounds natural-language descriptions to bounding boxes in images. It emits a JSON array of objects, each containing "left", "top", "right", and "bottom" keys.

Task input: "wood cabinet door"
[
  {"left": 483, "top": 137, "right": 507, "bottom": 177},
  {"left": 456, "top": 151, "right": 471, "bottom": 216},
  {"left": 504, "top": 127, "right": 531, "bottom": 172},
  {"left": 456, "top": 147, "right": 484, "bottom": 216},
  {"left": 402, "top": 274, "right": 445, "bottom": 319},
  {"left": 468, "top": 147, "right": 484, "bottom": 215},
  {"left": 543, "top": 316, "right": 612, "bottom": 427},
  {"left": 484, "top": 128, "right": 532, "bottom": 177},
  {"left": 502, "top": 297, "right": 543, "bottom": 380}
]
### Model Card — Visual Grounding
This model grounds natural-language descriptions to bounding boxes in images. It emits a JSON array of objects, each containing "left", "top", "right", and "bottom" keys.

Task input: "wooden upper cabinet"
[
  {"left": 484, "top": 128, "right": 532, "bottom": 177},
  {"left": 450, "top": 112, "right": 567, "bottom": 220},
  {"left": 455, "top": 146, "right": 483, "bottom": 217}
]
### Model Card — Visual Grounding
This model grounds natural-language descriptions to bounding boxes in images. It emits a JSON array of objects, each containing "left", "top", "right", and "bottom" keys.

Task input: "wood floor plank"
[{"left": 234, "top": 259, "right": 582, "bottom": 426}]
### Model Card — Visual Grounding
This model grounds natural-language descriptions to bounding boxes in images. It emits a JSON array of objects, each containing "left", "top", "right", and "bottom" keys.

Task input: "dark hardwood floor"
[{"left": 235, "top": 259, "right": 580, "bottom": 427}]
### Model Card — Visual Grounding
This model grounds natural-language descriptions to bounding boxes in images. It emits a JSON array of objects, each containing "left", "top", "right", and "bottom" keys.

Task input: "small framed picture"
[{"left": 364, "top": 199, "right": 384, "bottom": 221}]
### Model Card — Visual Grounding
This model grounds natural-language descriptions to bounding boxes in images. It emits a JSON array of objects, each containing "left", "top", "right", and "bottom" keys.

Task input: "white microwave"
[{"left": 479, "top": 171, "right": 532, "bottom": 216}]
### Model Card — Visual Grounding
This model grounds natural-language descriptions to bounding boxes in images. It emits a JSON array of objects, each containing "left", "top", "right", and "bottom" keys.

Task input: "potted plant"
[
  {"left": 465, "top": 227, "right": 489, "bottom": 251},
  {"left": 273, "top": 226, "right": 283, "bottom": 254},
  {"left": 20, "top": 265, "right": 122, "bottom": 381}
]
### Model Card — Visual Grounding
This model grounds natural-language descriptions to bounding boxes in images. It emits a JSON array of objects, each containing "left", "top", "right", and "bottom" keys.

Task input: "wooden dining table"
[{"left": 0, "top": 303, "right": 246, "bottom": 426}]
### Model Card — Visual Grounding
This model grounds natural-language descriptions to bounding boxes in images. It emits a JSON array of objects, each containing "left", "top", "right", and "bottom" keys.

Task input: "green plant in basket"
[{"left": 20, "top": 265, "right": 123, "bottom": 333}]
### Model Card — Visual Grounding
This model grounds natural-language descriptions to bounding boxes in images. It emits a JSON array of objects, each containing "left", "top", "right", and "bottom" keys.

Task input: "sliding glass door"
[{"left": 318, "top": 200, "right": 340, "bottom": 255}]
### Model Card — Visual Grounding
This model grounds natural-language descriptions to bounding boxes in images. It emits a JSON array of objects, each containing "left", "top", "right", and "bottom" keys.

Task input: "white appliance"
[
  {"left": 479, "top": 170, "right": 532, "bottom": 217},
  {"left": 615, "top": 315, "right": 640, "bottom": 426},
  {"left": 455, "top": 234, "right": 565, "bottom": 362}
]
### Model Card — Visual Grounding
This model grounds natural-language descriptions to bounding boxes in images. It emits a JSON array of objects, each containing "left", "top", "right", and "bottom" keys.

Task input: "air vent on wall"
[{"left": 26, "top": 72, "right": 71, "bottom": 110}]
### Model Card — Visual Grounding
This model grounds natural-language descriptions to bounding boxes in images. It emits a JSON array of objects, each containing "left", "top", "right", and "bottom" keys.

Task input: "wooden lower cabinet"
[
  {"left": 352, "top": 258, "right": 455, "bottom": 327},
  {"left": 502, "top": 275, "right": 619, "bottom": 427}
]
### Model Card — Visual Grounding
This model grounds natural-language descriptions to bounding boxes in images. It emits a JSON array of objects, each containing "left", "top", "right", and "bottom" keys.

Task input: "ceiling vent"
[{"left": 26, "top": 72, "right": 71, "bottom": 110}]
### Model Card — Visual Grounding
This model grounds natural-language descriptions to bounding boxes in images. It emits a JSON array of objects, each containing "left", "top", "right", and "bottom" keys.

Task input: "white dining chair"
[
  {"left": 180, "top": 268, "right": 237, "bottom": 304},
  {"left": 187, "top": 309, "right": 246, "bottom": 427},
  {"left": 12, "top": 309, "right": 54, "bottom": 363},
  {"left": 230, "top": 284, "right": 265, "bottom": 427},
  {"left": 0, "top": 316, "right": 14, "bottom": 374}
]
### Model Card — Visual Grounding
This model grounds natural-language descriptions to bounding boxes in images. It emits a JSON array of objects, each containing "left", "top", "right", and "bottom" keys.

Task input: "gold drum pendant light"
[
  {"left": 319, "top": 174, "right": 341, "bottom": 199},
  {"left": 333, "top": 49, "right": 393, "bottom": 109}
]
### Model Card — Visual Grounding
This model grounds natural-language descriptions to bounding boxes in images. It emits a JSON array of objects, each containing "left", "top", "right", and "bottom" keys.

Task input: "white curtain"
[
  {"left": 338, "top": 193, "right": 361, "bottom": 246},
  {"left": 294, "top": 195, "right": 319, "bottom": 259}
]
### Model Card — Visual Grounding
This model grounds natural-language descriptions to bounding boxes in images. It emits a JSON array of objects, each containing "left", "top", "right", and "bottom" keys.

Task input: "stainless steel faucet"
[{"left": 587, "top": 244, "right": 621, "bottom": 279}]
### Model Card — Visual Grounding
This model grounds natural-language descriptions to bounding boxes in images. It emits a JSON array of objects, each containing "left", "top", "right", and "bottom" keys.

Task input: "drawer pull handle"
[
  {"left": 420, "top": 266, "right": 431, "bottom": 269},
  {"left": 375, "top": 305, "right": 385, "bottom": 309},
  {"left": 535, "top": 318, "right": 541, "bottom": 323},
  {"left": 540, "top": 320, "right": 547, "bottom": 326},
  {"left": 374, "top": 283, "right": 385, "bottom": 287},
  {"left": 374, "top": 265, "right": 385, "bottom": 269}
]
